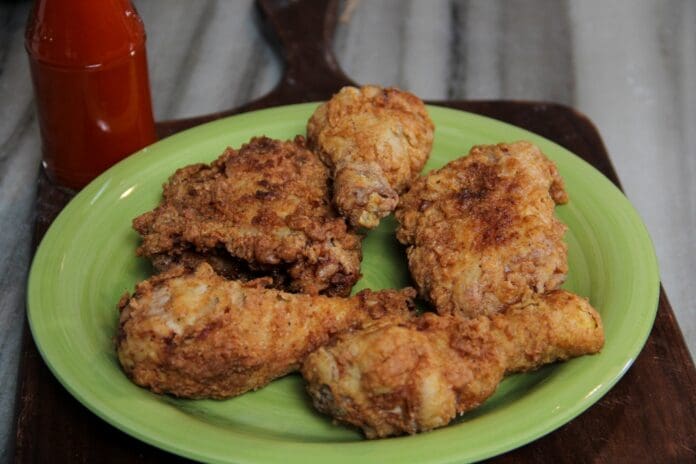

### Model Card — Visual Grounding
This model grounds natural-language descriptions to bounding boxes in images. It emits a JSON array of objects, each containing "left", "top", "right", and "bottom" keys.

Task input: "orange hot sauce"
[{"left": 25, "top": 0, "right": 157, "bottom": 189}]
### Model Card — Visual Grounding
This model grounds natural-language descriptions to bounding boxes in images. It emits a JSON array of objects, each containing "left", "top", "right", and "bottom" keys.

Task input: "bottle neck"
[{"left": 26, "top": 0, "right": 146, "bottom": 67}]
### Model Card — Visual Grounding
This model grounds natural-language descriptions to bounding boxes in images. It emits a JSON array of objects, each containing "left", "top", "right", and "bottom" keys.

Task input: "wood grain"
[{"left": 12, "top": 0, "right": 696, "bottom": 462}]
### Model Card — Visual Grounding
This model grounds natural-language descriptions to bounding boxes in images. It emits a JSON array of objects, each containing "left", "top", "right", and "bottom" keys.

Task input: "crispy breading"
[
  {"left": 133, "top": 136, "right": 362, "bottom": 296},
  {"left": 301, "top": 290, "right": 604, "bottom": 438},
  {"left": 307, "top": 85, "right": 434, "bottom": 229},
  {"left": 396, "top": 141, "right": 569, "bottom": 317},
  {"left": 116, "top": 263, "right": 416, "bottom": 399}
]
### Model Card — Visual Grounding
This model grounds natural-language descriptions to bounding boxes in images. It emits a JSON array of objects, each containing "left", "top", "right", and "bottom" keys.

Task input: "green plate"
[{"left": 27, "top": 104, "right": 659, "bottom": 463}]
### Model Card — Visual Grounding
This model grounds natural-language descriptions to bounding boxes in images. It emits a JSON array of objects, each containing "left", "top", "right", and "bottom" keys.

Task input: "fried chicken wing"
[
  {"left": 302, "top": 290, "right": 603, "bottom": 438},
  {"left": 396, "top": 141, "right": 569, "bottom": 317},
  {"left": 117, "top": 263, "right": 415, "bottom": 399},
  {"left": 133, "top": 136, "right": 362, "bottom": 297},
  {"left": 307, "top": 86, "right": 434, "bottom": 229}
]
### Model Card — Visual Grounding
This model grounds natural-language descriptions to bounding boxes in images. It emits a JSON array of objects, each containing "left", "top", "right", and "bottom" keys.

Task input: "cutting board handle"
[
  {"left": 257, "top": 0, "right": 356, "bottom": 94},
  {"left": 158, "top": 0, "right": 355, "bottom": 137}
]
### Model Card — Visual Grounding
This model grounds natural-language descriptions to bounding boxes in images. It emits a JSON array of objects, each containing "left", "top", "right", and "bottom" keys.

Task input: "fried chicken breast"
[
  {"left": 133, "top": 136, "right": 362, "bottom": 296},
  {"left": 307, "top": 85, "right": 434, "bottom": 229},
  {"left": 117, "top": 263, "right": 415, "bottom": 399},
  {"left": 302, "top": 290, "right": 603, "bottom": 438},
  {"left": 396, "top": 141, "right": 569, "bottom": 317}
]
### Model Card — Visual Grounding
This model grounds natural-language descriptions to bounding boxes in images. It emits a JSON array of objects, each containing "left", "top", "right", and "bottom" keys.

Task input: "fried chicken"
[
  {"left": 133, "top": 136, "right": 362, "bottom": 296},
  {"left": 396, "top": 141, "right": 569, "bottom": 317},
  {"left": 116, "top": 263, "right": 416, "bottom": 399},
  {"left": 302, "top": 290, "right": 604, "bottom": 438},
  {"left": 307, "top": 85, "right": 434, "bottom": 229}
]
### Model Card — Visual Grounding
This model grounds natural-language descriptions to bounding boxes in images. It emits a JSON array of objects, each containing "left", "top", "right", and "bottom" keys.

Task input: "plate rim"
[{"left": 27, "top": 102, "right": 660, "bottom": 464}]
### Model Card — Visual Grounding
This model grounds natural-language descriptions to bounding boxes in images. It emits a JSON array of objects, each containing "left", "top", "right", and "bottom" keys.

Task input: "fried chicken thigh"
[
  {"left": 307, "top": 86, "right": 434, "bottom": 229},
  {"left": 302, "top": 290, "right": 603, "bottom": 438},
  {"left": 396, "top": 142, "right": 569, "bottom": 317},
  {"left": 117, "top": 263, "right": 415, "bottom": 399},
  {"left": 133, "top": 136, "right": 362, "bottom": 297}
]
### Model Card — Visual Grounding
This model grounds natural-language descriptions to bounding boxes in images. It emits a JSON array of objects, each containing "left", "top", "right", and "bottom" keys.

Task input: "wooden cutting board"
[{"left": 12, "top": 0, "right": 696, "bottom": 462}]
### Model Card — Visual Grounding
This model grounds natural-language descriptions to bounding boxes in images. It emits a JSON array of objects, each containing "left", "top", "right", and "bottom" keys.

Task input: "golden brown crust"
[
  {"left": 493, "top": 289, "right": 604, "bottom": 372},
  {"left": 116, "top": 263, "right": 416, "bottom": 399},
  {"left": 133, "top": 136, "right": 362, "bottom": 296},
  {"left": 301, "top": 290, "right": 604, "bottom": 438},
  {"left": 307, "top": 85, "right": 434, "bottom": 228},
  {"left": 396, "top": 141, "right": 569, "bottom": 317}
]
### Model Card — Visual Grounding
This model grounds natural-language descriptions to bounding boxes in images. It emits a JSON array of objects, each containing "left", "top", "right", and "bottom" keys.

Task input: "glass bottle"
[{"left": 25, "top": 0, "right": 157, "bottom": 189}]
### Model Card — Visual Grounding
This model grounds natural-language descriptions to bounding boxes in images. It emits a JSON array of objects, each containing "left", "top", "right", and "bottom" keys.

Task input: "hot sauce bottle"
[{"left": 25, "top": 0, "right": 157, "bottom": 190}]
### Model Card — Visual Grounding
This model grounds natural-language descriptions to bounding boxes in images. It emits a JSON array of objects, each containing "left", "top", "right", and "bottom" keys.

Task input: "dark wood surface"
[{"left": 12, "top": 0, "right": 696, "bottom": 462}]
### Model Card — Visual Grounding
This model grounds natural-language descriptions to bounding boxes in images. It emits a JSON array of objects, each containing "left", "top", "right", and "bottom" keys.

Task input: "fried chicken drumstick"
[
  {"left": 133, "top": 136, "right": 362, "bottom": 297},
  {"left": 302, "top": 290, "right": 604, "bottom": 438},
  {"left": 117, "top": 263, "right": 415, "bottom": 399},
  {"left": 307, "top": 86, "right": 434, "bottom": 229},
  {"left": 396, "top": 141, "right": 569, "bottom": 317}
]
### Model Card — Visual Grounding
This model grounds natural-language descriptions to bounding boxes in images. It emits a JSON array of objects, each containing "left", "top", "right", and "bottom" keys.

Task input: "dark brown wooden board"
[{"left": 12, "top": 0, "right": 696, "bottom": 462}]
